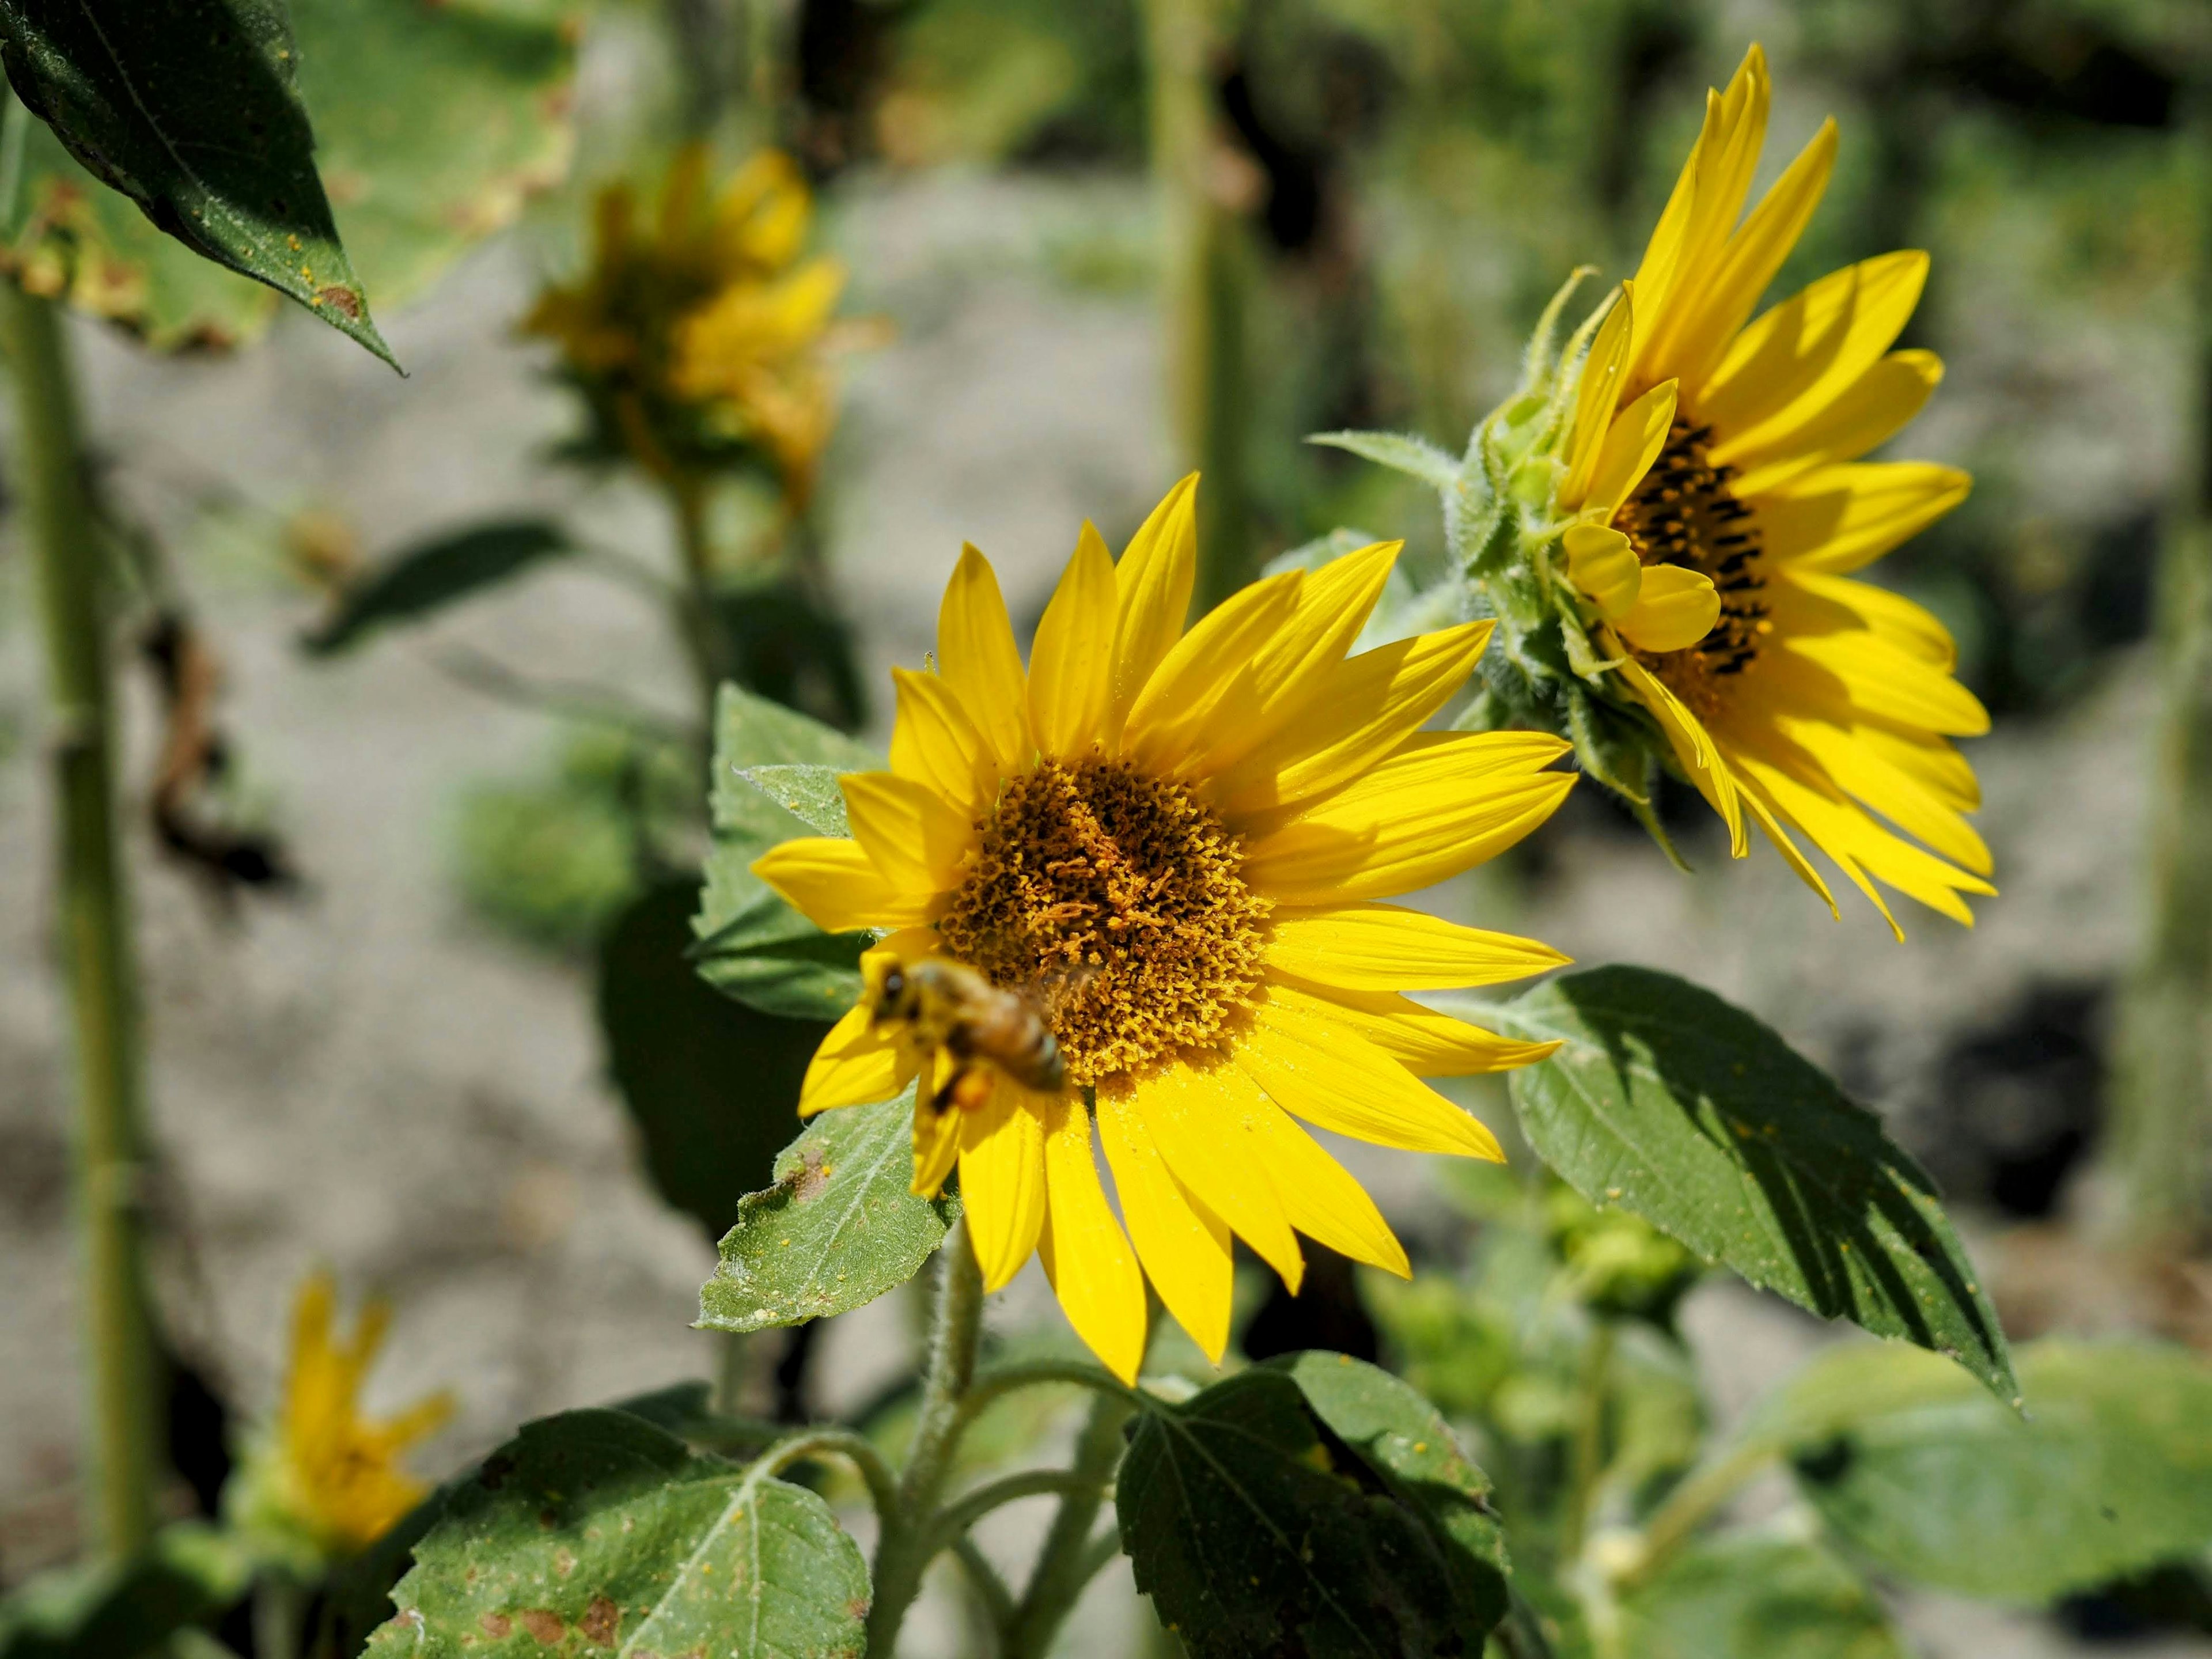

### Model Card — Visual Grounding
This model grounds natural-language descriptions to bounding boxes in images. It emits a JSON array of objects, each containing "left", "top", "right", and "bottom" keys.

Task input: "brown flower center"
[
  {"left": 938, "top": 756, "right": 1270, "bottom": 1086},
  {"left": 1614, "top": 418, "right": 1772, "bottom": 716}
]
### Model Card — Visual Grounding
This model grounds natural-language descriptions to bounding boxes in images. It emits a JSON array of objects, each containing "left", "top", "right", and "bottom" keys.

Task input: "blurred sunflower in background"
[
  {"left": 755, "top": 475, "right": 1574, "bottom": 1380},
  {"left": 1550, "top": 46, "right": 1990, "bottom": 933},
  {"left": 523, "top": 146, "right": 863, "bottom": 508},
  {"left": 228, "top": 1272, "right": 452, "bottom": 1569}
]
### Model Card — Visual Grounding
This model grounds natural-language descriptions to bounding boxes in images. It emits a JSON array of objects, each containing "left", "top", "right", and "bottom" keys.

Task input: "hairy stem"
[
  {"left": 865, "top": 1219, "right": 985, "bottom": 1654},
  {"left": 1006, "top": 1389, "right": 1135, "bottom": 1659},
  {"left": 0, "top": 279, "right": 164, "bottom": 1559}
]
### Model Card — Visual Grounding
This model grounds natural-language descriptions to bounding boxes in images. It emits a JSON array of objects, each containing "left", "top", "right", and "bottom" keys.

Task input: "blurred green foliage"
[{"left": 453, "top": 728, "right": 694, "bottom": 953}]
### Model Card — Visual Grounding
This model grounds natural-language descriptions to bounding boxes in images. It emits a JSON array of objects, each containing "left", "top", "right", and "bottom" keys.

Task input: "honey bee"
[{"left": 871, "top": 958, "right": 1067, "bottom": 1113}]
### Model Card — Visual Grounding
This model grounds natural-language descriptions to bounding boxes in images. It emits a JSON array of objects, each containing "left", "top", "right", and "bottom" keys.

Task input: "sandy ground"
[{"left": 0, "top": 166, "right": 2202, "bottom": 1657}]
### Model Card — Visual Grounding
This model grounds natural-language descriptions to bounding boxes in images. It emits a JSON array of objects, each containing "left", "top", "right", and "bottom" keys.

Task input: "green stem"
[
  {"left": 948, "top": 1358, "right": 1147, "bottom": 1446},
  {"left": 1142, "top": 0, "right": 1253, "bottom": 614},
  {"left": 669, "top": 478, "right": 730, "bottom": 726},
  {"left": 951, "top": 1535, "right": 1017, "bottom": 1636},
  {"left": 746, "top": 1426, "right": 900, "bottom": 1520},
  {"left": 2108, "top": 78, "right": 2212, "bottom": 1244},
  {"left": 1556, "top": 1317, "right": 1615, "bottom": 1565},
  {"left": 1616, "top": 1436, "right": 1778, "bottom": 1589},
  {"left": 931, "top": 1468, "right": 1102, "bottom": 1548},
  {"left": 865, "top": 1219, "right": 985, "bottom": 1656},
  {"left": 1006, "top": 1390, "right": 1135, "bottom": 1659},
  {"left": 0, "top": 279, "right": 164, "bottom": 1559},
  {"left": 253, "top": 1574, "right": 309, "bottom": 1659}
]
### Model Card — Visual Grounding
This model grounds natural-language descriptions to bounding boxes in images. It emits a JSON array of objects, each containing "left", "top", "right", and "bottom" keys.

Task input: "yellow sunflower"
[
  {"left": 233, "top": 1272, "right": 452, "bottom": 1561},
  {"left": 755, "top": 476, "right": 1574, "bottom": 1380},
  {"left": 521, "top": 146, "right": 851, "bottom": 503},
  {"left": 1555, "top": 44, "right": 1991, "bottom": 934}
]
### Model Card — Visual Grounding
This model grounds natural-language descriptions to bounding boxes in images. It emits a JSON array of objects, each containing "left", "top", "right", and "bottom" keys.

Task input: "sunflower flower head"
[
  {"left": 521, "top": 145, "right": 860, "bottom": 505},
  {"left": 755, "top": 475, "right": 1576, "bottom": 1380},
  {"left": 228, "top": 1272, "right": 452, "bottom": 1569},
  {"left": 1429, "top": 44, "right": 1990, "bottom": 935}
]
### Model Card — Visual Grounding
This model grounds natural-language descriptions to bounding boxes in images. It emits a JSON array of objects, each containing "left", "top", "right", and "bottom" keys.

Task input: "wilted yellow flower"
[
  {"left": 1554, "top": 46, "right": 1989, "bottom": 933},
  {"left": 522, "top": 146, "right": 852, "bottom": 502},
  {"left": 755, "top": 476, "right": 1573, "bottom": 1380},
  {"left": 232, "top": 1272, "right": 451, "bottom": 1562}
]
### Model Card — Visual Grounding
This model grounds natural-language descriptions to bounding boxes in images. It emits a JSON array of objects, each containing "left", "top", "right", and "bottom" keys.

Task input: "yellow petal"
[
  {"left": 1097, "top": 1086, "right": 1233, "bottom": 1364},
  {"left": 1028, "top": 521, "right": 1119, "bottom": 759},
  {"left": 1207, "top": 621, "right": 1493, "bottom": 820},
  {"left": 1564, "top": 524, "right": 1641, "bottom": 620},
  {"left": 1586, "top": 380, "right": 1679, "bottom": 521},
  {"left": 1783, "top": 569, "right": 1956, "bottom": 668},
  {"left": 1237, "top": 998, "right": 1503, "bottom": 1160},
  {"left": 1753, "top": 460, "right": 1969, "bottom": 574},
  {"left": 1183, "top": 541, "right": 1402, "bottom": 775},
  {"left": 912, "top": 1088, "right": 961, "bottom": 1198},
  {"left": 1109, "top": 474, "right": 1199, "bottom": 736},
  {"left": 1265, "top": 902, "right": 1569, "bottom": 991},
  {"left": 753, "top": 836, "right": 937, "bottom": 931},
  {"left": 1776, "top": 629, "right": 1990, "bottom": 737},
  {"left": 1775, "top": 711, "right": 1991, "bottom": 877},
  {"left": 1132, "top": 1058, "right": 1304, "bottom": 1293},
  {"left": 938, "top": 544, "right": 1032, "bottom": 771},
  {"left": 958, "top": 1080, "right": 1049, "bottom": 1293},
  {"left": 1695, "top": 252, "right": 1928, "bottom": 439},
  {"left": 1605, "top": 647, "right": 1748, "bottom": 857},
  {"left": 1122, "top": 569, "right": 1306, "bottom": 774},
  {"left": 1561, "top": 284, "right": 1634, "bottom": 510},
  {"left": 1242, "top": 1097, "right": 1408, "bottom": 1277},
  {"left": 1717, "top": 351, "right": 1944, "bottom": 494},
  {"left": 1616, "top": 565, "right": 1721, "bottom": 654},
  {"left": 1630, "top": 46, "right": 1771, "bottom": 391},
  {"left": 1664, "top": 119, "right": 1838, "bottom": 400},
  {"left": 1264, "top": 977, "right": 1560, "bottom": 1077},
  {"left": 891, "top": 666, "right": 995, "bottom": 821},
  {"left": 1037, "top": 1092, "right": 1148, "bottom": 1383},
  {"left": 798, "top": 1001, "right": 902, "bottom": 1117},
  {"left": 1241, "top": 732, "right": 1575, "bottom": 903},
  {"left": 840, "top": 772, "right": 974, "bottom": 894}
]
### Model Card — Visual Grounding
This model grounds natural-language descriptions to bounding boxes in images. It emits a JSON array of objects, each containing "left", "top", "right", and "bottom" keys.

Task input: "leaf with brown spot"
[
  {"left": 369, "top": 1409, "right": 868, "bottom": 1659},
  {"left": 579, "top": 1594, "right": 620, "bottom": 1647},
  {"left": 518, "top": 1608, "right": 564, "bottom": 1645},
  {"left": 699, "top": 1085, "right": 956, "bottom": 1335}
]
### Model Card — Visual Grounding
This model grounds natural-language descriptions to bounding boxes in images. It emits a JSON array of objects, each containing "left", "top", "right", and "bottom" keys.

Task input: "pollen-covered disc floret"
[
  {"left": 753, "top": 476, "right": 1577, "bottom": 1383},
  {"left": 940, "top": 756, "right": 1270, "bottom": 1086}
]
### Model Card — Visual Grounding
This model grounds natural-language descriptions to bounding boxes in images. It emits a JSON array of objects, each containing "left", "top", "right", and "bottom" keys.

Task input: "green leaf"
[
  {"left": 0, "top": 0, "right": 391, "bottom": 361},
  {"left": 600, "top": 878, "right": 831, "bottom": 1244},
  {"left": 1490, "top": 966, "right": 2017, "bottom": 1402},
  {"left": 1767, "top": 1339, "right": 2212, "bottom": 1604},
  {"left": 1308, "top": 429, "right": 1461, "bottom": 490},
  {"left": 0, "top": 1521, "right": 250, "bottom": 1659},
  {"left": 1116, "top": 1368, "right": 1471, "bottom": 1659},
  {"left": 1269, "top": 1352, "right": 1510, "bottom": 1646},
  {"left": 369, "top": 1408, "right": 868, "bottom": 1659},
  {"left": 1619, "top": 1533, "right": 1904, "bottom": 1659},
  {"left": 696, "top": 685, "right": 884, "bottom": 1021},
  {"left": 738, "top": 766, "right": 852, "bottom": 837},
  {"left": 302, "top": 520, "right": 573, "bottom": 654},
  {"left": 289, "top": 0, "right": 577, "bottom": 313},
  {"left": 698, "top": 1087, "right": 955, "bottom": 1334},
  {"left": 714, "top": 683, "right": 884, "bottom": 787},
  {"left": 692, "top": 889, "right": 869, "bottom": 1022}
]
